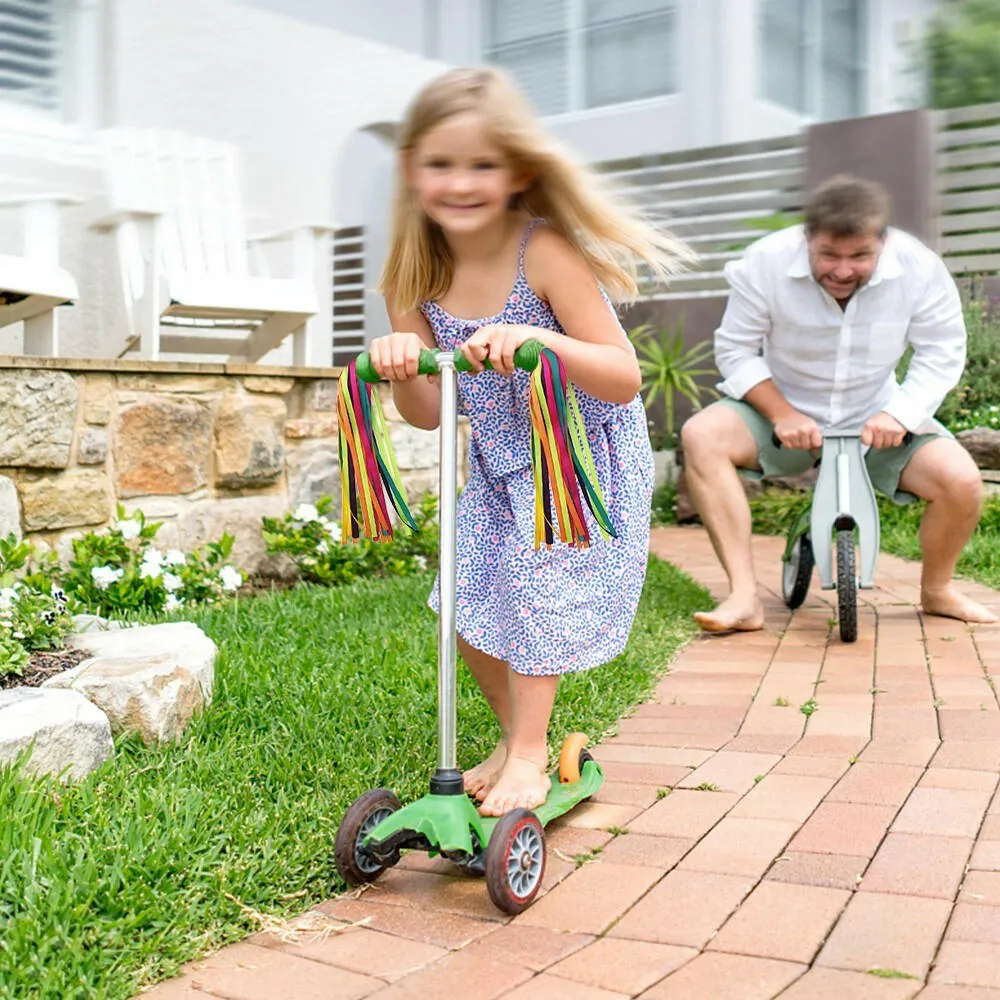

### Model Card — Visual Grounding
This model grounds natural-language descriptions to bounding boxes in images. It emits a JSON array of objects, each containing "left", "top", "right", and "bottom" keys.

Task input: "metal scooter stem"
[{"left": 436, "top": 353, "right": 459, "bottom": 777}]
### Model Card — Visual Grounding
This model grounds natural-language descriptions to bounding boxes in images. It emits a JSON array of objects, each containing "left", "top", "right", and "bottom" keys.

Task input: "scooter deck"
[{"left": 364, "top": 759, "right": 604, "bottom": 862}]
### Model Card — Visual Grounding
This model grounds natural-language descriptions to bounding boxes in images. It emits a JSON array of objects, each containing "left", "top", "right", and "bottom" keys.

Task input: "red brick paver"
[{"left": 137, "top": 527, "right": 1000, "bottom": 1000}]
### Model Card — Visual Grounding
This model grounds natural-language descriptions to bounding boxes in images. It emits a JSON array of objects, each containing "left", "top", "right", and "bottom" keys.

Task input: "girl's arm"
[
  {"left": 372, "top": 304, "right": 442, "bottom": 430},
  {"left": 461, "top": 228, "right": 641, "bottom": 404}
]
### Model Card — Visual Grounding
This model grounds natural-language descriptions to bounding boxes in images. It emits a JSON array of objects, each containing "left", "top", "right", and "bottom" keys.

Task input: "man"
[{"left": 681, "top": 174, "right": 996, "bottom": 632}]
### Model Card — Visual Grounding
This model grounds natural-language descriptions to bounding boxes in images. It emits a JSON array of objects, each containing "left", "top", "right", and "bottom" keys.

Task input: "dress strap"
[{"left": 517, "top": 218, "right": 545, "bottom": 276}]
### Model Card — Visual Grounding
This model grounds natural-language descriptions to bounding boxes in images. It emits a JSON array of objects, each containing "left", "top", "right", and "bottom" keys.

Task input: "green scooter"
[{"left": 333, "top": 343, "right": 603, "bottom": 915}]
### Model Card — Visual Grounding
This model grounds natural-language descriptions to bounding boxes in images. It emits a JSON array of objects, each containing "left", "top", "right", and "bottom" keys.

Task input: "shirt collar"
[{"left": 787, "top": 227, "right": 904, "bottom": 286}]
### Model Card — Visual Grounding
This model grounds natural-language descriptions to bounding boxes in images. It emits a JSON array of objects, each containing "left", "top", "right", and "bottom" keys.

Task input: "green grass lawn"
[{"left": 0, "top": 556, "right": 708, "bottom": 1000}]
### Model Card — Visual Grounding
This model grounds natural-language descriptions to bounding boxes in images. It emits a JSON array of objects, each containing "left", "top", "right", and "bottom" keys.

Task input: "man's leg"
[
  {"left": 897, "top": 438, "right": 998, "bottom": 624},
  {"left": 681, "top": 403, "right": 766, "bottom": 632}
]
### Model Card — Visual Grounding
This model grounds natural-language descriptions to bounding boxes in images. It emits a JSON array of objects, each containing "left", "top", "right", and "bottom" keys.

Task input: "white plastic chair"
[
  {"left": 94, "top": 128, "right": 332, "bottom": 364},
  {"left": 0, "top": 194, "right": 80, "bottom": 355}
]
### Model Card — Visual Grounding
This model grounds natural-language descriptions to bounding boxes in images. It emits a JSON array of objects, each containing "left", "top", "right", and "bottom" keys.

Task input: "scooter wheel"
[
  {"left": 782, "top": 534, "right": 814, "bottom": 610},
  {"left": 334, "top": 788, "right": 402, "bottom": 886},
  {"left": 485, "top": 809, "right": 546, "bottom": 914},
  {"left": 558, "top": 732, "right": 592, "bottom": 784}
]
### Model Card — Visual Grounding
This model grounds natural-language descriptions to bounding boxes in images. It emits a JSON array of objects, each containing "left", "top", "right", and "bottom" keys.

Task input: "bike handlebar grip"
[{"left": 353, "top": 349, "right": 441, "bottom": 384}]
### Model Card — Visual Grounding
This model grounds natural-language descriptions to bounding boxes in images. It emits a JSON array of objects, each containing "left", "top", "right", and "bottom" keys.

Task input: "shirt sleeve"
[
  {"left": 714, "top": 253, "right": 774, "bottom": 400},
  {"left": 882, "top": 256, "right": 966, "bottom": 433}
]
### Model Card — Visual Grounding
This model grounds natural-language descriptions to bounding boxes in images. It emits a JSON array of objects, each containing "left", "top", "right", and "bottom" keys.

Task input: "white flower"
[
  {"left": 164, "top": 549, "right": 186, "bottom": 567},
  {"left": 219, "top": 566, "right": 242, "bottom": 592},
  {"left": 0, "top": 587, "right": 18, "bottom": 610},
  {"left": 140, "top": 548, "right": 164, "bottom": 579},
  {"left": 164, "top": 593, "right": 184, "bottom": 612},
  {"left": 92, "top": 565, "right": 123, "bottom": 590},
  {"left": 293, "top": 503, "right": 320, "bottom": 523},
  {"left": 324, "top": 520, "right": 342, "bottom": 543},
  {"left": 414, "top": 555, "right": 428, "bottom": 571},
  {"left": 316, "top": 539, "right": 329, "bottom": 555},
  {"left": 162, "top": 572, "right": 183, "bottom": 593},
  {"left": 118, "top": 519, "right": 142, "bottom": 541}
]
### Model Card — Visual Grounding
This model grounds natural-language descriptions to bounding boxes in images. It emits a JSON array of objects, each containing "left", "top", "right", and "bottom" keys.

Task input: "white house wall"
[{"left": 0, "top": 0, "right": 444, "bottom": 359}]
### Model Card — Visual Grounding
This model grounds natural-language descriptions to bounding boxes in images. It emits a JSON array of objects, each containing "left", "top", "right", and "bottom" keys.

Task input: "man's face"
[{"left": 807, "top": 230, "right": 884, "bottom": 302}]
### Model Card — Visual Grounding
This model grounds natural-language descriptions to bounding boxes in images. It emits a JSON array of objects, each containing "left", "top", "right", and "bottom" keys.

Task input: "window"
[
  {"left": 482, "top": 0, "right": 677, "bottom": 116},
  {"left": 0, "top": 0, "right": 62, "bottom": 113},
  {"left": 759, "top": 0, "right": 866, "bottom": 121}
]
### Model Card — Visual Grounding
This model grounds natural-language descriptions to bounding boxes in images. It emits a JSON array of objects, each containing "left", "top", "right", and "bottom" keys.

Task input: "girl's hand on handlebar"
[
  {"left": 368, "top": 332, "right": 427, "bottom": 382},
  {"left": 461, "top": 324, "right": 539, "bottom": 376},
  {"left": 862, "top": 412, "right": 907, "bottom": 449},
  {"left": 772, "top": 412, "right": 823, "bottom": 450}
]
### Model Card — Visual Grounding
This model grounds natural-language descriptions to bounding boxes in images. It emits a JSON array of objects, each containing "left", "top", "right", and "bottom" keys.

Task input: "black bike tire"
[{"left": 836, "top": 529, "right": 858, "bottom": 643}]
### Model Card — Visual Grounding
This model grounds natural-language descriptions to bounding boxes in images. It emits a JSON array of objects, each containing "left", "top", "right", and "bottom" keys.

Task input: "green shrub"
[{"left": 262, "top": 492, "right": 440, "bottom": 587}]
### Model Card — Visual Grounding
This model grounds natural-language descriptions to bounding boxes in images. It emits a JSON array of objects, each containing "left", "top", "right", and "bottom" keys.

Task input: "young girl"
[{"left": 367, "top": 66, "right": 691, "bottom": 818}]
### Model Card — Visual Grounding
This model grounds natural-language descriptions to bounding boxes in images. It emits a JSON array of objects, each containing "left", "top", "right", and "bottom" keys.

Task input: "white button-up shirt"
[{"left": 715, "top": 225, "right": 966, "bottom": 433}]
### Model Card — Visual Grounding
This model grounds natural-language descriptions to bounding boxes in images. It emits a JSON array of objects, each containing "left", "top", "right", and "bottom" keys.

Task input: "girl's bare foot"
[
  {"left": 463, "top": 741, "right": 507, "bottom": 801},
  {"left": 693, "top": 595, "right": 765, "bottom": 633},
  {"left": 478, "top": 755, "right": 551, "bottom": 817},
  {"left": 922, "top": 586, "right": 999, "bottom": 624}
]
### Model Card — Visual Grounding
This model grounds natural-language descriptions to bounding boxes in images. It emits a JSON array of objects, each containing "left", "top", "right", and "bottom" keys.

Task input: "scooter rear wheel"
[
  {"left": 836, "top": 529, "right": 858, "bottom": 643},
  {"left": 557, "top": 732, "right": 593, "bottom": 784},
  {"left": 334, "top": 788, "right": 402, "bottom": 886},
  {"left": 485, "top": 809, "right": 546, "bottom": 914}
]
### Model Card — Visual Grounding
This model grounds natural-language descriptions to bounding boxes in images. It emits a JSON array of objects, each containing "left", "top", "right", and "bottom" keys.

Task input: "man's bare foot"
[
  {"left": 922, "top": 586, "right": 999, "bottom": 624},
  {"left": 693, "top": 595, "right": 765, "bottom": 634},
  {"left": 478, "top": 755, "right": 551, "bottom": 817},
  {"left": 463, "top": 741, "right": 507, "bottom": 801}
]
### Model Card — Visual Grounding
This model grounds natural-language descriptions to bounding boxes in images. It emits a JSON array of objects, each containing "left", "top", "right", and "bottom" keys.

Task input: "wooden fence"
[
  {"left": 597, "top": 133, "right": 806, "bottom": 299},
  {"left": 936, "top": 101, "right": 1000, "bottom": 279}
]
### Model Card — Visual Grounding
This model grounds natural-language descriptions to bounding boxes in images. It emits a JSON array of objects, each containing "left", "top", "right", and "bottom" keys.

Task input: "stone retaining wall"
[{"left": 0, "top": 358, "right": 461, "bottom": 574}]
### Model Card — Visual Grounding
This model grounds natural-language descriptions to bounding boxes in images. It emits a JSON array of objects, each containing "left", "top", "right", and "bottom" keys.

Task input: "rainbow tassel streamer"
[
  {"left": 528, "top": 349, "right": 617, "bottom": 550},
  {"left": 337, "top": 361, "right": 417, "bottom": 542}
]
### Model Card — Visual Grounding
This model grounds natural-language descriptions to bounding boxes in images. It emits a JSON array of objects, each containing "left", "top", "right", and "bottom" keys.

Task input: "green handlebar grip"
[{"left": 353, "top": 340, "right": 544, "bottom": 384}]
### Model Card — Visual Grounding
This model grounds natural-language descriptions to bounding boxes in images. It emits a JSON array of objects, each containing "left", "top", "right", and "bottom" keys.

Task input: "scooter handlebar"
[{"left": 353, "top": 340, "right": 545, "bottom": 384}]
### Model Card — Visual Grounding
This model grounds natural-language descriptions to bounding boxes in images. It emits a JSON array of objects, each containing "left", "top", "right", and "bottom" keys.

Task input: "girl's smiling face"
[{"left": 408, "top": 112, "right": 529, "bottom": 235}]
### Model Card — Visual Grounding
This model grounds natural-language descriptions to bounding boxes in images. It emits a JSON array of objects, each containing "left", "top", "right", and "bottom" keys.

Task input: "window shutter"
[
  {"left": 584, "top": 0, "right": 677, "bottom": 109},
  {"left": 0, "top": 0, "right": 60, "bottom": 111},
  {"left": 483, "top": 0, "right": 569, "bottom": 115}
]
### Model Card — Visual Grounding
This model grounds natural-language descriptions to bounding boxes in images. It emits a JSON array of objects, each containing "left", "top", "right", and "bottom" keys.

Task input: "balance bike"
[
  {"left": 333, "top": 343, "right": 603, "bottom": 915},
  {"left": 777, "top": 430, "right": 903, "bottom": 643}
]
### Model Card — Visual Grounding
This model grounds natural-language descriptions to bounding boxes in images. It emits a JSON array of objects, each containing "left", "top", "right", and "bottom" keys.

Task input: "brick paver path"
[{"left": 142, "top": 526, "right": 1000, "bottom": 1000}]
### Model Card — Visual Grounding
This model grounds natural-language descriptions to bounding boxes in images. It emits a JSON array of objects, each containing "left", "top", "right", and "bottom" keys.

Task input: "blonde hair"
[{"left": 378, "top": 66, "right": 693, "bottom": 314}]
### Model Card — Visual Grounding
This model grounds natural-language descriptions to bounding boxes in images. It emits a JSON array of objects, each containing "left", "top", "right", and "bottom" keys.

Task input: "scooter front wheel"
[
  {"left": 334, "top": 788, "right": 402, "bottom": 885},
  {"left": 782, "top": 533, "right": 814, "bottom": 610},
  {"left": 836, "top": 529, "right": 858, "bottom": 643},
  {"left": 485, "top": 809, "right": 546, "bottom": 914}
]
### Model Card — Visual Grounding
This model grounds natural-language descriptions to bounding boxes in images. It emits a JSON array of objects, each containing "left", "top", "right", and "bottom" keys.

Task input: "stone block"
[
  {"left": 286, "top": 441, "right": 340, "bottom": 508},
  {"left": 285, "top": 416, "right": 338, "bottom": 439},
  {"left": 0, "top": 369, "right": 78, "bottom": 468},
  {"left": 20, "top": 470, "right": 113, "bottom": 530},
  {"left": 116, "top": 396, "right": 212, "bottom": 497},
  {"left": 214, "top": 393, "right": 286, "bottom": 489},
  {"left": 83, "top": 374, "right": 115, "bottom": 425},
  {"left": 0, "top": 687, "right": 113, "bottom": 781},
  {"left": 115, "top": 373, "right": 230, "bottom": 394},
  {"left": 242, "top": 376, "right": 295, "bottom": 394},
  {"left": 390, "top": 423, "right": 438, "bottom": 470},
  {"left": 304, "top": 378, "right": 338, "bottom": 412},
  {"left": 0, "top": 475, "right": 21, "bottom": 540},
  {"left": 55, "top": 621, "right": 217, "bottom": 745},
  {"left": 179, "top": 494, "right": 289, "bottom": 573},
  {"left": 957, "top": 428, "right": 1000, "bottom": 469},
  {"left": 76, "top": 427, "right": 108, "bottom": 466}
]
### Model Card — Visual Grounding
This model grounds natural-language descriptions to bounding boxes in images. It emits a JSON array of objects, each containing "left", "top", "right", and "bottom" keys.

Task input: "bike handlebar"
[
  {"left": 353, "top": 340, "right": 545, "bottom": 384},
  {"left": 770, "top": 431, "right": 914, "bottom": 449}
]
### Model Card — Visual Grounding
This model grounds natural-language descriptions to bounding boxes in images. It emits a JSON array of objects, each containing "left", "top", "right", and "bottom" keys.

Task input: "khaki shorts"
[{"left": 710, "top": 397, "right": 952, "bottom": 505}]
